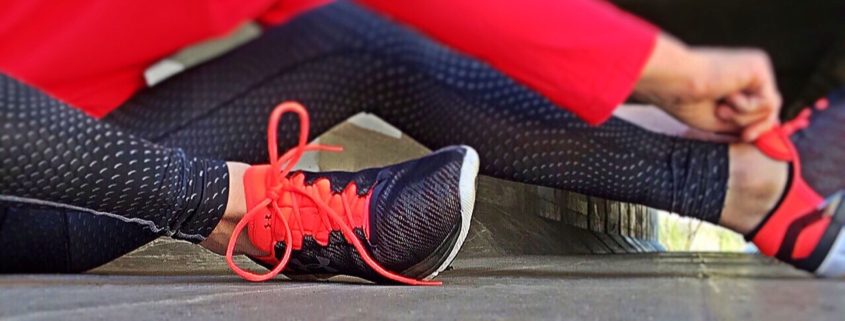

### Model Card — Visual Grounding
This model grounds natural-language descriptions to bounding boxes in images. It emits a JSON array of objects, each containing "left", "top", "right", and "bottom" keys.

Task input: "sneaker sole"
[
  {"left": 417, "top": 145, "right": 479, "bottom": 281},
  {"left": 814, "top": 192, "right": 845, "bottom": 277}
]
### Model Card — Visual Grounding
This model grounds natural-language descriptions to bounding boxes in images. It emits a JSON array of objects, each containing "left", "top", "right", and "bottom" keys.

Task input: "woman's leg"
[
  {"left": 108, "top": 1, "right": 845, "bottom": 274},
  {"left": 108, "top": 2, "right": 733, "bottom": 224},
  {"left": 0, "top": 204, "right": 159, "bottom": 273},
  {"left": 99, "top": 1, "right": 845, "bottom": 276},
  {"left": 0, "top": 74, "right": 230, "bottom": 272}
]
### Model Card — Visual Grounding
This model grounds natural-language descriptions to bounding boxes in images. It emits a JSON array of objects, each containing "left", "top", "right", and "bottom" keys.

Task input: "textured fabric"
[
  {"left": 0, "top": 73, "right": 229, "bottom": 272},
  {"left": 0, "top": 0, "right": 325, "bottom": 117},
  {"left": 358, "top": 0, "right": 657, "bottom": 124},
  {"left": 368, "top": 146, "right": 465, "bottom": 273},
  {"left": 109, "top": 2, "right": 729, "bottom": 222},
  {"left": 0, "top": 205, "right": 159, "bottom": 273},
  {"left": 0, "top": 0, "right": 656, "bottom": 122},
  {"left": 793, "top": 89, "right": 845, "bottom": 196}
]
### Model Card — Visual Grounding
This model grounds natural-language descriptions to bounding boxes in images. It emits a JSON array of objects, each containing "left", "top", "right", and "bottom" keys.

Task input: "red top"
[{"left": 0, "top": 0, "right": 656, "bottom": 125}]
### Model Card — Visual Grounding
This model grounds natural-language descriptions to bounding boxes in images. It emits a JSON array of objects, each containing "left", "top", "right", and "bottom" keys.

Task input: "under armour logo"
[{"left": 288, "top": 255, "right": 338, "bottom": 273}]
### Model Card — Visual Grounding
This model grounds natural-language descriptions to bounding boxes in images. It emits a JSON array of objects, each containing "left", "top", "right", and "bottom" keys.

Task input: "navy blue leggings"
[{"left": 0, "top": 2, "right": 727, "bottom": 272}]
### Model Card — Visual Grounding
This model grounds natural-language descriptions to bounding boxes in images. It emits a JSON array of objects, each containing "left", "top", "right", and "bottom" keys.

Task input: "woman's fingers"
[
  {"left": 717, "top": 91, "right": 780, "bottom": 141},
  {"left": 716, "top": 103, "right": 766, "bottom": 125},
  {"left": 724, "top": 92, "right": 758, "bottom": 114},
  {"left": 741, "top": 111, "right": 780, "bottom": 142}
]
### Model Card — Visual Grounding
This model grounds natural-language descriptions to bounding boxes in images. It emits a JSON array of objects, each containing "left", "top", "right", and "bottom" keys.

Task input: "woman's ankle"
[
  {"left": 200, "top": 162, "right": 266, "bottom": 257},
  {"left": 223, "top": 162, "right": 249, "bottom": 217},
  {"left": 719, "top": 143, "right": 788, "bottom": 234}
]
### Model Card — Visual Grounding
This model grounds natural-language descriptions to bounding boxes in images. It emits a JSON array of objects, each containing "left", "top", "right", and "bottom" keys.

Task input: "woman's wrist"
[
  {"left": 634, "top": 33, "right": 707, "bottom": 108},
  {"left": 631, "top": 33, "right": 781, "bottom": 141}
]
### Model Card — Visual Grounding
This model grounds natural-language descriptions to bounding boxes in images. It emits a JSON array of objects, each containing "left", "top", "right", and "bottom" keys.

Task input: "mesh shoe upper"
[
  {"left": 367, "top": 146, "right": 466, "bottom": 274},
  {"left": 276, "top": 146, "right": 468, "bottom": 280},
  {"left": 793, "top": 89, "right": 845, "bottom": 196}
]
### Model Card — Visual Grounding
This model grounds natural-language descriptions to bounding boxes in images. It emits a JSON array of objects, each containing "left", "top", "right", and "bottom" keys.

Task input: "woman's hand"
[{"left": 633, "top": 34, "right": 782, "bottom": 142}]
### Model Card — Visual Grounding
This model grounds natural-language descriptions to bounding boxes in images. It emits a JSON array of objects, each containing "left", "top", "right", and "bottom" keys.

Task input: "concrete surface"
[
  {"left": 306, "top": 114, "right": 662, "bottom": 254},
  {"left": 2, "top": 253, "right": 843, "bottom": 321}
]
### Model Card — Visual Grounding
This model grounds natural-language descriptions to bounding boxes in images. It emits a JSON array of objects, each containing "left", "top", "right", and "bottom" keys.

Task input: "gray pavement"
[{"left": 1, "top": 253, "right": 843, "bottom": 321}]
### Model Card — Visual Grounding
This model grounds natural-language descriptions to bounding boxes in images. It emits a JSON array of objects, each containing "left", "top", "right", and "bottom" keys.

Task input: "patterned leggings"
[{"left": 0, "top": 2, "right": 727, "bottom": 272}]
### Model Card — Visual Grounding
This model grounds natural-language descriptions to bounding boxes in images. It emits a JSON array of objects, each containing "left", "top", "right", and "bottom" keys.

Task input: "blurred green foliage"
[{"left": 658, "top": 212, "right": 747, "bottom": 252}]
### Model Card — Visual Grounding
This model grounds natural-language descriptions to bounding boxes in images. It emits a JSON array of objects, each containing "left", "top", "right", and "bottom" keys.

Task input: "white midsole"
[
  {"left": 815, "top": 224, "right": 845, "bottom": 277},
  {"left": 424, "top": 146, "right": 479, "bottom": 280}
]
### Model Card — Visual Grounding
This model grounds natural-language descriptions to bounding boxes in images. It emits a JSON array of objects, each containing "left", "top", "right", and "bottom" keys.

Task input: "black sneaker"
[
  {"left": 225, "top": 102, "right": 479, "bottom": 284},
  {"left": 747, "top": 91, "right": 845, "bottom": 277}
]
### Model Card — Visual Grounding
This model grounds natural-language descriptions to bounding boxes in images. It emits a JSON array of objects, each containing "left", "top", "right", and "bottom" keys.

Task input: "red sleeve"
[
  {"left": 357, "top": 0, "right": 658, "bottom": 125},
  {"left": 0, "top": 0, "right": 283, "bottom": 118}
]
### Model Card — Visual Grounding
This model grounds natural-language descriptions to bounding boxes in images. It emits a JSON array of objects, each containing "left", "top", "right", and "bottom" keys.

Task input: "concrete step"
[{"left": 5, "top": 254, "right": 838, "bottom": 321}]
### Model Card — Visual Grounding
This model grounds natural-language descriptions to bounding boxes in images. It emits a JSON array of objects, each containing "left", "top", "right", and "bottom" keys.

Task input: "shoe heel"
[
  {"left": 243, "top": 165, "right": 278, "bottom": 262},
  {"left": 815, "top": 192, "right": 845, "bottom": 277}
]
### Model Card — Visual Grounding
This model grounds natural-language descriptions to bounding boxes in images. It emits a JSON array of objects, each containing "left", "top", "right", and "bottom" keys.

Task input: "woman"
[{"left": 1, "top": 0, "right": 843, "bottom": 282}]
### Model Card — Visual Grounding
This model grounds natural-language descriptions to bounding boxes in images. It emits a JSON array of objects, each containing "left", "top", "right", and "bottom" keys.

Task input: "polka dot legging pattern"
[
  {"left": 0, "top": 2, "right": 729, "bottom": 272},
  {"left": 111, "top": 2, "right": 729, "bottom": 222},
  {"left": 0, "top": 74, "right": 230, "bottom": 272}
]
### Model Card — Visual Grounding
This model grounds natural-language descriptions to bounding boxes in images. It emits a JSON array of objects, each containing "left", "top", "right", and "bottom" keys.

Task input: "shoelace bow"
[
  {"left": 784, "top": 97, "right": 830, "bottom": 135},
  {"left": 755, "top": 97, "right": 829, "bottom": 162},
  {"left": 225, "top": 102, "right": 439, "bottom": 285}
]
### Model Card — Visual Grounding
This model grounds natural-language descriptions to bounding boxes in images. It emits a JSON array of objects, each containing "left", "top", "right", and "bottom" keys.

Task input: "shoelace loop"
[
  {"left": 781, "top": 97, "right": 829, "bottom": 136},
  {"left": 224, "top": 102, "right": 440, "bottom": 285},
  {"left": 755, "top": 98, "right": 827, "bottom": 162},
  {"left": 781, "top": 108, "right": 812, "bottom": 136}
]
